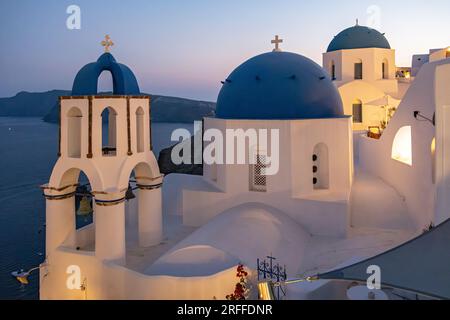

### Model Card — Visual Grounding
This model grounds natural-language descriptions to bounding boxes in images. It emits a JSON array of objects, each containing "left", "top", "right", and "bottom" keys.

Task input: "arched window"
[
  {"left": 313, "top": 143, "right": 330, "bottom": 190},
  {"left": 67, "top": 107, "right": 82, "bottom": 158},
  {"left": 101, "top": 107, "right": 117, "bottom": 156},
  {"left": 382, "top": 59, "right": 389, "bottom": 79},
  {"left": 354, "top": 59, "right": 363, "bottom": 80},
  {"left": 431, "top": 138, "right": 436, "bottom": 184},
  {"left": 391, "top": 126, "right": 412, "bottom": 166},
  {"left": 352, "top": 99, "right": 363, "bottom": 123},
  {"left": 330, "top": 60, "right": 336, "bottom": 80},
  {"left": 136, "top": 107, "right": 145, "bottom": 153}
]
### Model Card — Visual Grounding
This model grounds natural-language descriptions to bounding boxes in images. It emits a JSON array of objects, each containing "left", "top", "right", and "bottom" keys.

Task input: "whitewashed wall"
[
  {"left": 359, "top": 59, "right": 450, "bottom": 229},
  {"left": 40, "top": 247, "right": 241, "bottom": 300},
  {"left": 172, "top": 117, "right": 352, "bottom": 237}
]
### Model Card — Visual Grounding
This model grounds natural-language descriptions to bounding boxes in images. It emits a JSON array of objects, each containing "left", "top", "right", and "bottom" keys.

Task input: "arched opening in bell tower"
[
  {"left": 97, "top": 70, "right": 114, "bottom": 93},
  {"left": 136, "top": 107, "right": 145, "bottom": 153},
  {"left": 67, "top": 107, "right": 82, "bottom": 158},
  {"left": 101, "top": 107, "right": 118, "bottom": 156},
  {"left": 124, "top": 162, "right": 162, "bottom": 249},
  {"left": 57, "top": 168, "right": 96, "bottom": 252}
]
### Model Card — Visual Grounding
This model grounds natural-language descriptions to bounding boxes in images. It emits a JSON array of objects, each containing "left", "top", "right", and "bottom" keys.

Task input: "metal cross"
[
  {"left": 101, "top": 35, "right": 114, "bottom": 53},
  {"left": 271, "top": 35, "right": 283, "bottom": 52}
]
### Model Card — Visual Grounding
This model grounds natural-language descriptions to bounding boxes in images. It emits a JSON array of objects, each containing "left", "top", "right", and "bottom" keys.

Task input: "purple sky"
[{"left": 0, "top": 0, "right": 449, "bottom": 101}]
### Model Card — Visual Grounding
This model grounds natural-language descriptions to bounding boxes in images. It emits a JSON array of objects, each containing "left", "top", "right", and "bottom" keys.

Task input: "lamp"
[
  {"left": 258, "top": 281, "right": 276, "bottom": 300},
  {"left": 11, "top": 265, "right": 45, "bottom": 285},
  {"left": 257, "top": 276, "right": 319, "bottom": 300},
  {"left": 414, "top": 111, "right": 435, "bottom": 126}
]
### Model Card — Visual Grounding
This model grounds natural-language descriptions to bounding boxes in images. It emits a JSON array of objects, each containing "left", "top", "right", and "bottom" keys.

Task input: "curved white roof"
[{"left": 145, "top": 203, "right": 312, "bottom": 277}]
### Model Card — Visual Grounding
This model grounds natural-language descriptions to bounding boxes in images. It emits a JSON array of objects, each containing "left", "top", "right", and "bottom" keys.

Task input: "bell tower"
[{"left": 42, "top": 37, "right": 163, "bottom": 265}]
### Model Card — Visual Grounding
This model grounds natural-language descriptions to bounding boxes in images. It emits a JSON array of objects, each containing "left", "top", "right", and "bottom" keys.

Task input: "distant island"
[{"left": 0, "top": 90, "right": 216, "bottom": 123}]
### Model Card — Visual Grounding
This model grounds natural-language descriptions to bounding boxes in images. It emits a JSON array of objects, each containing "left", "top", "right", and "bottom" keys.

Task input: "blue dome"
[
  {"left": 216, "top": 51, "right": 344, "bottom": 120},
  {"left": 327, "top": 25, "right": 390, "bottom": 52},
  {"left": 72, "top": 53, "right": 140, "bottom": 96}
]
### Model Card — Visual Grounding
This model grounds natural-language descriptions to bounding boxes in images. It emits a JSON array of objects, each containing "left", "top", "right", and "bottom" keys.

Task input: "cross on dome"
[
  {"left": 101, "top": 35, "right": 114, "bottom": 53},
  {"left": 271, "top": 35, "right": 283, "bottom": 52}
]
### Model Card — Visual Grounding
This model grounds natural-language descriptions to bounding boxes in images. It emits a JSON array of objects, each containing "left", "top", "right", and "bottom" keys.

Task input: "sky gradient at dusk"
[{"left": 0, "top": 0, "right": 449, "bottom": 101}]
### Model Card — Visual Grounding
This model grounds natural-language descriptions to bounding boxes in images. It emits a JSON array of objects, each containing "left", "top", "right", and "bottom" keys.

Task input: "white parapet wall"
[{"left": 40, "top": 246, "right": 241, "bottom": 300}]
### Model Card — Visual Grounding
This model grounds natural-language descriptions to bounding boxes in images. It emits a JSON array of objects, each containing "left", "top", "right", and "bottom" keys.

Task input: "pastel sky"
[{"left": 0, "top": 0, "right": 449, "bottom": 101}]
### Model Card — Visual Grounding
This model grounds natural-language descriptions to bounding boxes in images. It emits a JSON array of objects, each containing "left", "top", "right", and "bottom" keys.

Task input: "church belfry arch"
[
  {"left": 67, "top": 107, "right": 83, "bottom": 158},
  {"left": 100, "top": 106, "right": 118, "bottom": 156}
]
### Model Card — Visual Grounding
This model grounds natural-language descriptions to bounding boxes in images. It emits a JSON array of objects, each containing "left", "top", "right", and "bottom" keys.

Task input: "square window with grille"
[{"left": 250, "top": 155, "right": 267, "bottom": 192}]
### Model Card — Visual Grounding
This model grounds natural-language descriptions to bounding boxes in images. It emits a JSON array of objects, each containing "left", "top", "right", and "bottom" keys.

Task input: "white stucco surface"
[
  {"left": 350, "top": 169, "right": 413, "bottom": 230},
  {"left": 359, "top": 58, "right": 450, "bottom": 229},
  {"left": 150, "top": 203, "right": 312, "bottom": 278}
]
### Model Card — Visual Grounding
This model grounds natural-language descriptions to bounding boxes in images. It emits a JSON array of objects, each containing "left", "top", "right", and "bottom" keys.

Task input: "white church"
[
  {"left": 323, "top": 21, "right": 403, "bottom": 132},
  {"left": 38, "top": 24, "right": 450, "bottom": 300}
]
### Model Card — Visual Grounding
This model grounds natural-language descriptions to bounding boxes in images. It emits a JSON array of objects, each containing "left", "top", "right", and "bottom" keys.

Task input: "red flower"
[{"left": 226, "top": 264, "right": 249, "bottom": 300}]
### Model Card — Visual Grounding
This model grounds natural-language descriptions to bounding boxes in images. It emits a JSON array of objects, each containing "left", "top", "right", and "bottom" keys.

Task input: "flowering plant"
[{"left": 226, "top": 264, "right": 249, "bottom": 300}]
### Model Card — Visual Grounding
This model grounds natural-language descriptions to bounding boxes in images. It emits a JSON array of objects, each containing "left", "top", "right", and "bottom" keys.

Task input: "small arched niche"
[
  {"left": 391, "top": 126, "right": 412, "bottom": 166},
  {"left": 67, "top": 107, "right": 82, "bottom": 158},
  {"left": 312, "top": 143, "right": 330, "bottom": 190},
  {"left": 101, "top": 107, "right": 118, "bottom": 156},
  {"left": 136, "top": 107, "right": 145, "bottom": 153}
]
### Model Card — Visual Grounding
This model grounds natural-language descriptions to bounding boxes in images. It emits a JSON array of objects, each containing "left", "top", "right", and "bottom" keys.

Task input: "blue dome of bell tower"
[{"left": 72, "top": 52, "right": 140, "bottom": 96}]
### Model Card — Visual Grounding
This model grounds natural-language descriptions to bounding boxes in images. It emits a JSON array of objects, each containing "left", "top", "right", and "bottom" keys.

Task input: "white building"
[
  {"left": 171, "top": 50, "right": 353, "bottom": 238},
  {"left": 323, "top": 23, "right": 406, "bottom": 131},
  {"left": 39, "top": 34, "right": 450, "bottom": 300},
  {"left": 412, "top": 47, "right": 450, "bottom": 77}
]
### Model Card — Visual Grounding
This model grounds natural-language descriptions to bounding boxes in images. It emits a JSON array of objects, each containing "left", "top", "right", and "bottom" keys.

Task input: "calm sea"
[{"left": 0, "top": 117, "right": 191, "bottom": 299}]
